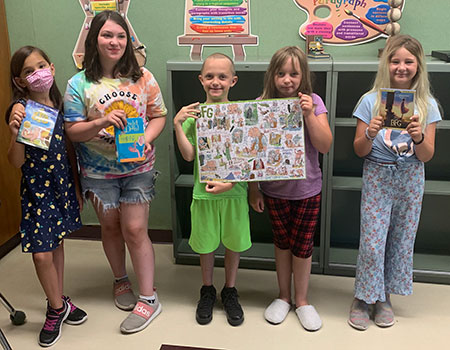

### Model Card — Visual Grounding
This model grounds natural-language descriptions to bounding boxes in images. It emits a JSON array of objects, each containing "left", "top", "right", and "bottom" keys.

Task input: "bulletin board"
[
  {"left": 177, "top": 0, "right": 258, "bottom": 61},
  {"left": 294, "top": 0, "right": 405, "bottom": 45}
]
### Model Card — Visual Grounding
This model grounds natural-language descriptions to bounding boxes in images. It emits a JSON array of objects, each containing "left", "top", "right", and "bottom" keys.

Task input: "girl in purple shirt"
[{"left": 249, "top": 46, "right": 332, "bottom": 331}]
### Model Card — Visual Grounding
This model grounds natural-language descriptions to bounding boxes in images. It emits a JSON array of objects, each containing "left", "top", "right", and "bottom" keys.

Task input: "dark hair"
[
  {"left": 83, "top": 10, "right": 142, "bottom": 83},
  {"left": 5, "top": 46, "right": 62, "bottom": 124}
]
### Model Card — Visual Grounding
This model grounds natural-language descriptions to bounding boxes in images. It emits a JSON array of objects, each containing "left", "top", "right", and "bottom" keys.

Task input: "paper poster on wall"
[
  {"left": 294, "top": 0, "right": 405, "bottom": 45},
  {"left": 196, "top": 98, "right": 305, "bottom": 183},
  {"left": 73, "top": 0, "right": 146, "bottom": 69},
  {"left": 177, "top": 0, "right": 258, "bottom": 61}
]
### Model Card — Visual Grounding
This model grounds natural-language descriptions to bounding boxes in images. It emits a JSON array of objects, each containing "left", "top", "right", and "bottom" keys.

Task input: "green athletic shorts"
[{"left": 189, "top": 198, "right": 251, "bottom": 254}]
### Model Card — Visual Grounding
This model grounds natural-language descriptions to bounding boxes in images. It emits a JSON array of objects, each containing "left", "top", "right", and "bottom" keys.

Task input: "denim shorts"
[{"left": 80, "top": 170, "right": 159, "bottom": 211}]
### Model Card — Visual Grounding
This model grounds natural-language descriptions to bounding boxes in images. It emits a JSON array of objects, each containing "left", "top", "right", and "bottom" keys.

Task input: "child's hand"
[
  {"left": 8, "top": 103, "right": 26, "bottom": 136},
  {"left": 205, "top": 181, "right": 234, "bottom": 194},
  {"left": 76, "top": 190, "right": 84, "bottom": 212},
  {"left": 104, "top": 109, "right": 127, "bottom": 130},
  {"left": 249, "top": 185, "right": 264, "bottom": 213},
  {"left": 299, "top": 92, "right": 313, "bottom": 116},
  {"left": 406, "top": 115, "right": 423, "bottom": 143},
  {"left": 367, "top": 115, "right": 383, "bottom": 139},
  {"left": 174, "top": 102, "right": 200, "bottom": 126},
  {"left": 144, "top": 142, "right": 153, "bottom": 154}
]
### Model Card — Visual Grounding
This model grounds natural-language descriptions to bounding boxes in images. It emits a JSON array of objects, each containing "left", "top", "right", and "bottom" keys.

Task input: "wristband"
[
  {"left": 14, "top": 98, "right": 27, "bottom": 107},
  {"left": 412, "top": 133, "right": 424, "bottom": 145},
  {"left": 364, "top": 127, "right": 375, "bottom": 141}
]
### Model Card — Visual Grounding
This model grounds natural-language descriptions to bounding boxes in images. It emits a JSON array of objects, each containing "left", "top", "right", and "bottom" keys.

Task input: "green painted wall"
[{"left": 4, "top": 0, "right": 449, "bottom": 229}]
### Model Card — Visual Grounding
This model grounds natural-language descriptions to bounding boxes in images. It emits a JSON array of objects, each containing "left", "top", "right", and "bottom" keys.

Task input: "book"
[
  {"left": 115, "top": 117, "right": 146, "bottom": 163},
  {"left": 379, "top": 88, "right": 415, "bottom": 129},
  {"left": 16, "top": 100, "right": 58, "bottom": 150},
  {"left": 196, "top": 98, "right": 305, "bottom": 183}
]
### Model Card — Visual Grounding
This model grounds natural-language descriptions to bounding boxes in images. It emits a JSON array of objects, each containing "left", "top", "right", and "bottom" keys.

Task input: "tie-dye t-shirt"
[
  {"left": 354, "top": 91, "right": 441, "bottom": 164},
  {"left": 64, "top": 68, "right": 167, "bottom": 179}
]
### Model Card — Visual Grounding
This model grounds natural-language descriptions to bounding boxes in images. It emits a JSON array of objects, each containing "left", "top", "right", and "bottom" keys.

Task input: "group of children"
[{"left": 4, "top": 8, "right": 441, "bottom": 347}]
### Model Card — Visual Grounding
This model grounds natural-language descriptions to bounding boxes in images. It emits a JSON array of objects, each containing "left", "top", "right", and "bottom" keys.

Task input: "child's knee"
[{"left": 32, "top": 251, "right": 53, "bottom": 266}]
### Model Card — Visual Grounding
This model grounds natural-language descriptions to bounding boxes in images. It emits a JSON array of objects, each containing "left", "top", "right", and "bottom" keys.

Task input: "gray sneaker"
[
  {"left": 114, "top": 278, "right": 137, "bottom": 311},
  {"left": 348, "top": 299, "right": 370, "bottom": 331},
  {"left": 120, "top": 294, "right": 162, "bottom": 334}
]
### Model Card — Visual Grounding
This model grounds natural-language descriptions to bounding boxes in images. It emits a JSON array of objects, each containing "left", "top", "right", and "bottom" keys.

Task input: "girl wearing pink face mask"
[{"left": 6, "top": 46, "right": 87, "bottom": 347}]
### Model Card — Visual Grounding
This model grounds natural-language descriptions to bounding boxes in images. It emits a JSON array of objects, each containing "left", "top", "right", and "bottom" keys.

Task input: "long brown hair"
[
  {"left": 262, "top": 46, "right": 313, "bottom": 99},
  {"left": 9, "top": 46, "right": 62, "bottom": 110},
  {"left": 83, "top": 10, "right": 142, "bottom": 83}
]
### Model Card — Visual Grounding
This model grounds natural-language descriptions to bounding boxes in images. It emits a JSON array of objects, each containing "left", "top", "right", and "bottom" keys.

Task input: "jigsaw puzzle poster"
[{"left": 196, "top": 98, "right": 306, "bottom": 183}]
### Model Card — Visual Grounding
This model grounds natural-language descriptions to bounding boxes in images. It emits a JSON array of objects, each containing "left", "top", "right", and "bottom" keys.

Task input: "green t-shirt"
[{"left": 182, "top": 117, "right": 248, "bottom": 200}]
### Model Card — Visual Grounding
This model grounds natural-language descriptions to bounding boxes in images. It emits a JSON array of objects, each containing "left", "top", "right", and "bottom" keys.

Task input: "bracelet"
[
  {"left": 413, "top": 133, "right": 424, "bottom": 145},
  {"left": 14, "top": 98, "right": 27, "bottom": 107},
  {"left": 364, "top": 127, "right": 375, "bottom": 141}
]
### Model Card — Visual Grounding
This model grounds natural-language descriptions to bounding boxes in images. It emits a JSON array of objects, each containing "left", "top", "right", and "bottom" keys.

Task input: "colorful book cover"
[
  {"left": 115, "top": 117, "right": 146, "bottom": 163},
  {"left": 16, "top": 100, "right": 58, "bottom": 150},
  {"left": 380, "top": 88, "right": 415, "bottom": 129},
  {"left": 196, "top": 98, "right": 305, "bottom": 183}
]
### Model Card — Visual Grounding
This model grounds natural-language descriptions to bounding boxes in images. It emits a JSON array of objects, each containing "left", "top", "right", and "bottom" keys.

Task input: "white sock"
[{"left": 139, "top": 294, "right": 155, "bottom": 302}]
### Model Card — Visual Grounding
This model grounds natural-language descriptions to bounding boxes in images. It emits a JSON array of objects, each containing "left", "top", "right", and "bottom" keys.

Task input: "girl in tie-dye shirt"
[{"left": 63, "top": 11, "right": 166, "bottom": 334}]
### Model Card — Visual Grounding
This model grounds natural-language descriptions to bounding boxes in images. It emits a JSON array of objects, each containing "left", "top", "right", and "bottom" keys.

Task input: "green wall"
[{"left": 5, "top": 0, "right": 449, "bottom": 230}]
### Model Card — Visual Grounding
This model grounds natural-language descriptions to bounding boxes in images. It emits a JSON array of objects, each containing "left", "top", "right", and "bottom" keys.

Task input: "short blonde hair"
[{"left": 200, "top": 53, "right": 236, "bottom": 76}]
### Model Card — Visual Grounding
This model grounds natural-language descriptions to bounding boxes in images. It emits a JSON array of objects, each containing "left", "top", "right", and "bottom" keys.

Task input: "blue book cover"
[
  {"left": 16, "top": 100, "right": 58, "bottom": 150},
  {"left": 115, "top": 117, "right": 146, "bottom": 163}
]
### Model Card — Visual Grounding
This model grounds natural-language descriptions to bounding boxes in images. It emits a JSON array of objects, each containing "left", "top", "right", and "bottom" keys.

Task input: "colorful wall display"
[
  {"left": 72, "top": 0, "right": 146, "bottom": 69},
  {"left": 294, "top": 0, "right": 405, "bottom": 45},
  {"left": 177, "top": 0, "right": 258, "bottom": 60},
  {"left": 196, "top": 98, "right": 306, "bottom": 182}
]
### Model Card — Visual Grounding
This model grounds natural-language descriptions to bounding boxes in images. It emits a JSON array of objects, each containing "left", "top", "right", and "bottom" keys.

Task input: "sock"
[
  {"left": 139, "top": 294, "right": 156, "bottom": 302},
  {"left": 52, "top": 304, "right": 66, "bottom": 313},
  {"left": 115, "top": 275, "right": 128, "bottom": 283}
]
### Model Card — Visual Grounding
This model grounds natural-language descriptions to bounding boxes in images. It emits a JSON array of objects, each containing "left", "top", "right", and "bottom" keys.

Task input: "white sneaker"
[{"left": 264, "top": 299, "right": 291, "bottom": 324}]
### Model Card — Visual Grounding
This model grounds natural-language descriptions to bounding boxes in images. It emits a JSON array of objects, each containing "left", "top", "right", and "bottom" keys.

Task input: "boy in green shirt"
[{"left": 173, "top": 53, "right": 251, "bottom": 326}]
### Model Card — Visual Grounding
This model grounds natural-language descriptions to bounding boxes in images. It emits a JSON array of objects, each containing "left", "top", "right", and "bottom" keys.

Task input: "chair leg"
[{"left": 0, "top": 328, "right": 12, "bottom": 350}]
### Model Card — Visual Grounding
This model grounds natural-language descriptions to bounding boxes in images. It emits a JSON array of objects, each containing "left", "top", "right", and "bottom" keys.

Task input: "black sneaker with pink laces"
[
  {"left": 62, "top": 295, "right": 88, "bottom": 325},
  {"left": 38, "top": 300, "right": 70, "bottom": 347}
]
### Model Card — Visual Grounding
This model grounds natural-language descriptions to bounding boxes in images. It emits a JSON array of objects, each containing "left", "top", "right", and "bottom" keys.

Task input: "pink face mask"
[{"left": 25, "top": 67, "right": 54, "bottom": 92}]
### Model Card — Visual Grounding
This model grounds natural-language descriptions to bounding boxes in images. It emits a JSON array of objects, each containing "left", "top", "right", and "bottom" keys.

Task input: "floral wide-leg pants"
[{"left": 354, "top": 159, "right": 424, "bottom": 304}]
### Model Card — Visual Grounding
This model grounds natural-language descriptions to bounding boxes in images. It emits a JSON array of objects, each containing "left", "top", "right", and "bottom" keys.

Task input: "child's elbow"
[{"left": 8, "top": 156, "right": 24, "bottom": 169}]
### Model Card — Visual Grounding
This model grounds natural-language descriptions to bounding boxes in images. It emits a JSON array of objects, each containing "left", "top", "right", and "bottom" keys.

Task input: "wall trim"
[{"left": 0, "top": 233, "right": 20, "bottom": 259}]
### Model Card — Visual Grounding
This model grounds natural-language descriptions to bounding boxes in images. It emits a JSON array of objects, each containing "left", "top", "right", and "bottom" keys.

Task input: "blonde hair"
[
  {"left": 200, "top": 53, "right": 236, "bottom": 76},
  {"left": 262, "top": 46, "right": 313, "bottom": 99},
  {"left": 365, "top": 35, "right": 434, "bottom": 129}
]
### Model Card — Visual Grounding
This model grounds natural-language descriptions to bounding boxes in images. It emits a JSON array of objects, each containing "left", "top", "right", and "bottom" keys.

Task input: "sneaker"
[
  {"left": 120, "top": 294, "right": 162, "bottom": 334},
  {"left": 295, "top": 305, "right": 322, "bottom": 331},
  {"left": 114, "top": 278, "right": 137, "bottom": 311},
  {"left": 374, "top": 300, "right": 395, "bottom": 328},
  {"left": 221, "top": 287, "right": 244, "bottom": 326},
  {"left": 38, "top": 300, "right": 70, "bottom": 347},
  {"left": 264, "top": 298, "right": 291, "bottom": 325},
  {"left": 348, "top": 298, "right": 370, "bottom": 331},
  {"left": 62, "top": 295, "right": 88, "bottom": 325},
  {"left": 196, "top": 285, "right": 216, "bottom": 325}
]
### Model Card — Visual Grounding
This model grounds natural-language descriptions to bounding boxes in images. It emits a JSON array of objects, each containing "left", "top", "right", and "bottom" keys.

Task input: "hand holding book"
[
  {"left": 406, "top": 115, "right": 424, "bottom": 145},
  {"left": 379, "top": 88, "right": 415, "bottom": 129}
]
